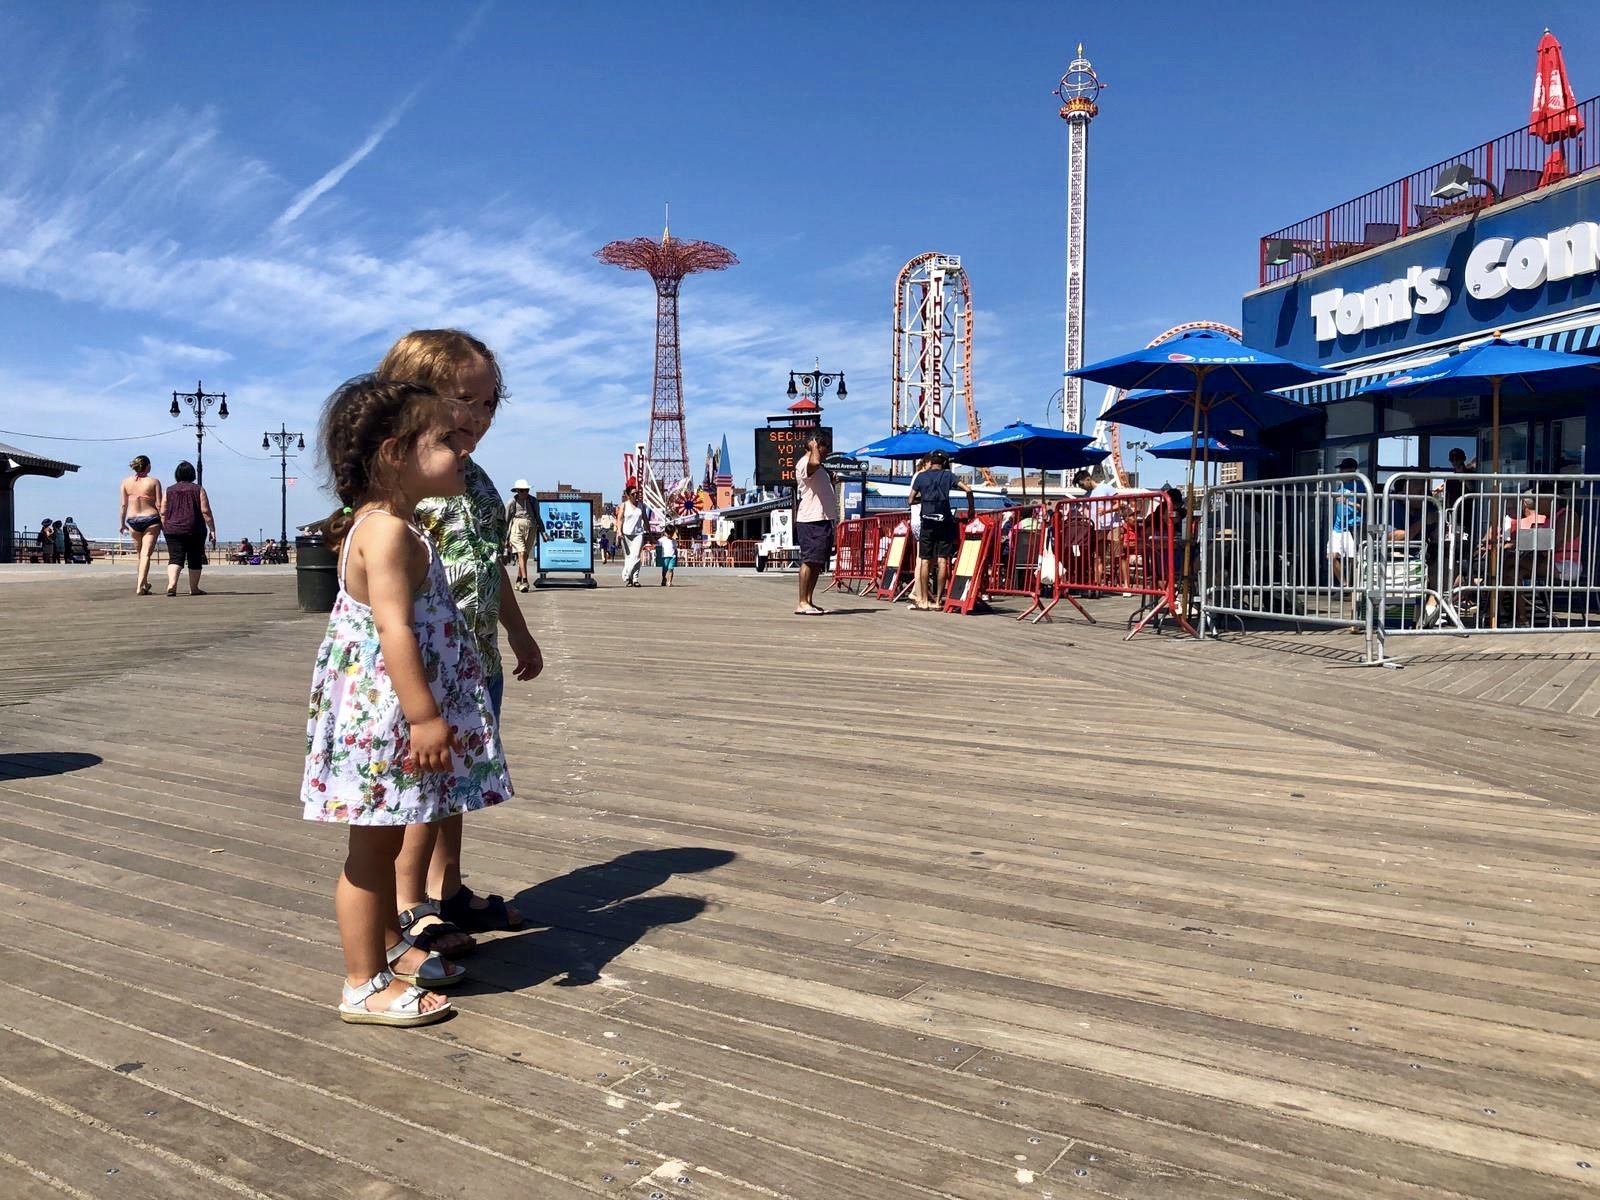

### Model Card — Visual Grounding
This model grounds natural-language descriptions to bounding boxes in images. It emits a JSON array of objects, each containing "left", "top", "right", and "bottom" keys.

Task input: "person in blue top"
[{"left": 1328, "top": 456, "right": 1363, "bottom": 596}]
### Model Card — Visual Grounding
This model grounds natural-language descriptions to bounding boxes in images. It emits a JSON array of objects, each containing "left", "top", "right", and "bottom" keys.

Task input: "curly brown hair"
[{"left": 318, "top": 375, "right": 454, "bottom": 546}]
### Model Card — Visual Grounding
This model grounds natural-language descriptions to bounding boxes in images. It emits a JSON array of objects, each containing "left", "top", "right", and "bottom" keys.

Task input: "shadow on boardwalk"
[
  {"left": 0, "top": 752, "right": 102, "bottom": 780},
  {"left": 455, "top": 847, "right": 736, "bottom": 994}
]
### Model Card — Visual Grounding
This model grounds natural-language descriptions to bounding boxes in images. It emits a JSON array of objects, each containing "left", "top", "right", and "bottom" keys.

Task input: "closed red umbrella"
[{"left": 1532, "top": 29, "right": 1584, "bottom": 187}]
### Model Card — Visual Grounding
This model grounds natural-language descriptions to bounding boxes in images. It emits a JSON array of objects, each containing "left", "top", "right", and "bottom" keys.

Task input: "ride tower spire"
[{"left": 1056, "top": 44, "right": 1105, "bottom": 435}]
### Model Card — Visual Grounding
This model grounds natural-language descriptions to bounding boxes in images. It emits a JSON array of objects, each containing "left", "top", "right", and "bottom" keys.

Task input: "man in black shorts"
[
  {"left": 793, "top": 433, "right": 837, "bottom": 614},
  {"left": 909, "top": 450, "right": 974, "bottom": 609}
]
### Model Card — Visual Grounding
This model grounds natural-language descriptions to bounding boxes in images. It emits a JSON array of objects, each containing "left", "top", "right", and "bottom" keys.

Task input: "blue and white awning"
[{"left": 1284, "top": 309, "right": 1600, "bottom": 407}]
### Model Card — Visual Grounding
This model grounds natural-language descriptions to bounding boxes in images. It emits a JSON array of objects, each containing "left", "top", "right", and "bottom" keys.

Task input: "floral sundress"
[{"left": 301, "top": 512, "right": 512, "bottom": 825}]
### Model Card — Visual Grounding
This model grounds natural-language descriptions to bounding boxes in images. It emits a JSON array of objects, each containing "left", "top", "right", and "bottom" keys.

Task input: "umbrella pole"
[
  {"left": 1179, "top": 371, "right": 1207, "bottom": 622},
  {"left": 1489, "top": 376, "right": 1505, "bottom": 629}
]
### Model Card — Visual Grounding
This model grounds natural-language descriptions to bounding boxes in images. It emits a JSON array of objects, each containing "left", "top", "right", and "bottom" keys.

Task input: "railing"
[
  {"left": 1198, "top": 472, "right": 1600, "bottom": 664},
  {"left": 1259, "top": 94, "right": 1600, "bottom": 285}
]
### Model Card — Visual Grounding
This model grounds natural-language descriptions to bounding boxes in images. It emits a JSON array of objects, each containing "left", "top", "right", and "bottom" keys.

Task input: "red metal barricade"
[
  {"left": 831, "top": 511, "right": 908, "bottom": 595},
  {"left": 979, "top": 506, "right": 1045, "bottom": 604},
  {"left": 1031, "top": 490, "right": 1192, "bottom": 637}
]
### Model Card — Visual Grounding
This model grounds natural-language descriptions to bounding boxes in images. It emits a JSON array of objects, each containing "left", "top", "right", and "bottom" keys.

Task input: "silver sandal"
[
  {"left": 386, "top": 935, "right": 466, "bottom": 988},
  {"left": 338, "top": 970, "right": 452, "bottom": 1027}
]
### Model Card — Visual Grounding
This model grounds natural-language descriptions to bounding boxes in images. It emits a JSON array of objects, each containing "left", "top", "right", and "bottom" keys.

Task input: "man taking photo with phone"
[{"left": 793, "top": 433, "right": 836, "bottom": 615}]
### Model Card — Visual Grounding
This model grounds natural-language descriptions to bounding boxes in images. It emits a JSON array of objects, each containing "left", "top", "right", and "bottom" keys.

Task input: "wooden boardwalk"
[{"left": 0, "top": 567, "right": 1595, "bottom": 1199}]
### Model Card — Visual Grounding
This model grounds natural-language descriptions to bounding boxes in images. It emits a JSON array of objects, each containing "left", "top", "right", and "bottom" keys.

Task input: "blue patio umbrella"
[
  {"left": 1069, "top": 328, "right": 1338, "bottom": 396},
  {"left": 1098, "top": 387, "right": 1311, "bottom": 437},
  {"left": 951, "top": 421, "right": 1108, "bottom": 501},
  {"left": 1353, "top": 336, "right": 1600, "bottom": 474},
  {"left": 853, "top": 429, "right": 964, "bottom": 460},
  {"left": 1146, "top": 434, "right": 1270, "bottom": 461},
  {"left": 1072, "top": 328, "right": 1334, "bottom": 611}
]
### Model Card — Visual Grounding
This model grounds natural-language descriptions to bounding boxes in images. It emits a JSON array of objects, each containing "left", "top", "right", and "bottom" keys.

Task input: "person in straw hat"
[{"left": 505, "top": 480, "right": 539, "bottom": 593}]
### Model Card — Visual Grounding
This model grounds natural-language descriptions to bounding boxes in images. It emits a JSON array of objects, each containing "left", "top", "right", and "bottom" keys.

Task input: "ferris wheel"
[{"left": 1090, "top": 320, "right": 1242, "bottom": 487}]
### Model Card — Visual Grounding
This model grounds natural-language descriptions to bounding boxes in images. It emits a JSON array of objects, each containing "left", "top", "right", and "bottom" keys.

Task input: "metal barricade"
[
  {"left": 1199, "top": 472, "right": 1380, "bottom": 659},
  {"left": 1031, "top": 491, "right": 1188, "bottom": 636},
  {"left": 981, "top": 506, "right": 1042, "bottom": 603},
  {"left": 1374, "top": 473, "right": 1600, "bottom": 653},
  {"left": 830, "top": 512, "right": 907, "bottom": 595}
]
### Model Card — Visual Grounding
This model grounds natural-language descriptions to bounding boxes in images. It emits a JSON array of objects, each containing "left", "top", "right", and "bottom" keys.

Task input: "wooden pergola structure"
[{"left": 1, "top": 440, "right": 79, "bottom": 563}]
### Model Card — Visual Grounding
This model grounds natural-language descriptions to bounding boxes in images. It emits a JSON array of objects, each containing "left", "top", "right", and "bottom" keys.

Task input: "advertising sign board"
[
  {"left": 755, "top": 425, "right": 833, "bottom": 488},
  {"left": 534, "top": 498, "right": 596, "bottom": 586}
]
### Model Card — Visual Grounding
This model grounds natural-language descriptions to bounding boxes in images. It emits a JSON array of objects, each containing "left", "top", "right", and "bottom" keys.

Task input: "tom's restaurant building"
[{"left": 1243, "top": 91, "right": 1600, "bottom": 479}]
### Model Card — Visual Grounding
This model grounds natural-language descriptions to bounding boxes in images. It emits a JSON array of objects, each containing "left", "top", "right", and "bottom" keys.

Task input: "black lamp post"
[
  {"left": 786, "top": 365, "right": 847, "bottom": 405},
  {"left": 262, "top": 424, "right": 306, "bottom": 546},
  {"left": 169, "top": 380, "right": 228, "bottom": 485}
]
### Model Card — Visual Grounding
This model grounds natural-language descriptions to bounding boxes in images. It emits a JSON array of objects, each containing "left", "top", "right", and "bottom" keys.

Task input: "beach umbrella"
[
  {"left": 1099, "top": 387, "right": 1310, "bottom": 437},
  {"left": 1072, "top": 329, "right": 1334, "bottom": 612},
  {"left": 853, "top": 429, "right": 964, "bottom": 460},
  {"left": 1353, "top": 337, "right": 1600, "bottom": 475},
  {"left": 951, "top": 421, "right": 1107, "bottom": 502},
  {"left": 1531, "top": 29, "right": 1584, "bottom": 187},
  {"left": 1146, "top": 434, "right": 1270, "bottom": 462}
]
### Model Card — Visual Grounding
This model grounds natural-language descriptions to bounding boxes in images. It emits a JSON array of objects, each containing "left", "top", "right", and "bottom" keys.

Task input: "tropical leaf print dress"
[{"left": 301, "top": 514, "right": 512, "bottom": 825}]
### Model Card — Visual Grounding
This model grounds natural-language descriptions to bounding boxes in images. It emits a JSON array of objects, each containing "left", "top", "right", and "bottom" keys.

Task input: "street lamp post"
[
  {"left": 169, "top": 380, "right": 228, "bottom": 486},
  {"left": 262, "top": 424, "right": 306, "bottom": 547},
  {"left": 1127, "top": 439, "right": 1150, "bottom": 487},
  {"left": 786, "top": 363, "right": 847, "bottom": 408}
]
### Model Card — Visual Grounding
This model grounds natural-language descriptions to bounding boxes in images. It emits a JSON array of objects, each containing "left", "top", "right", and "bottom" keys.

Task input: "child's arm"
[
  {"left": 363, "top": 518, "right": 452, "bottom": 773},
  {"left": 497, "top": 566, "right": 544, "bottom": 682}
]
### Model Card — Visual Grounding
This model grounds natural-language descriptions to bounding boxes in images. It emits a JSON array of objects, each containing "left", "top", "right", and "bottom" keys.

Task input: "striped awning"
[{"left": 1285, "top": 311, "right": 1600, "bottom": 407}]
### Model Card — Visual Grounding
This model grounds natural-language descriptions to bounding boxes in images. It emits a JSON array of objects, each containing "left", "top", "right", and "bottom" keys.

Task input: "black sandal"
[
  {"left": 398, "top": 900, "right": 476, "bottom": 957},
  {"left": 437, "top": 885, "right": 524, "bottom": 933}
]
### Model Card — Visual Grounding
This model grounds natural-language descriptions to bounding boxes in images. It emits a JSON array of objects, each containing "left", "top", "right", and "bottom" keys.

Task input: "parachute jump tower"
[
  {"left": 1056, "top": 45, "right": 1105, "bottom": 435},
  {"left": 596, "top": 219, "right": 737, "bottom": 493}
]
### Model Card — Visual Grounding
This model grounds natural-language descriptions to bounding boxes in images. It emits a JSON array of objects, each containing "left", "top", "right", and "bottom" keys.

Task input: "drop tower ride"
[{"left": 1056, "top": 45, "right": 1104, "bottom": 435}]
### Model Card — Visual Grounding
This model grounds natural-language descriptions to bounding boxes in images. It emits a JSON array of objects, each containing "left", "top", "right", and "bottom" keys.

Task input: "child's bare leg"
[
  {"left": 397, "top": 821, "right": 472, "bottom": 953},
  {"left": 429, "top": 813, "right": 523, "bottom": 925},
  {"left": 338, "top": 826, "right": 447, "bottom": 1013}
]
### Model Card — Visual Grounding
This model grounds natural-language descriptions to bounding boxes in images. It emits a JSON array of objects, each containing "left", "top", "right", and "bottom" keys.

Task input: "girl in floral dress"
[{"left": 302, "top": 376, "right": 512, "bottom": 1027}]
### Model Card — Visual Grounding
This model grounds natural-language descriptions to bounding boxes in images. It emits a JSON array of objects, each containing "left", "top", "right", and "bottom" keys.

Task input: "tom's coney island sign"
[{"left": 1310, "top": 220, "right": 1600, "bottom": 342}]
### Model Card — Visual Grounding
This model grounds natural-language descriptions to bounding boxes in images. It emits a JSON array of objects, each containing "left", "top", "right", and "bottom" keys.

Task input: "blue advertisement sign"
[
  {"left": 1243, "top": 175, "right": 1600, "bottom": 365},
  {"left": 840, "top": 479, "right": 865, "bottom": 519},
  {"left": 535, "top": 499, "right": 594, "bottom": 574}
]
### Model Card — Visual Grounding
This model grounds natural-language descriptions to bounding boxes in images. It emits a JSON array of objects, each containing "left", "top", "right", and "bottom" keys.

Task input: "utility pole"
[
  {"left": 169, "top": 380, "right": 228, "bottom": 486},
  {"left": 262, "top": 424, "right": 305, "bottom": 546}
]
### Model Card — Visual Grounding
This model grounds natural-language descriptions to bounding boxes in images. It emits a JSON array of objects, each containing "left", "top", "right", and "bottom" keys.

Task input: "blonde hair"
[
  {"left": 375, "top": 329, "right": 505, "bottom": 411},
  {"left": 129, "top": 455, "right": 150, "bottom": 473}
]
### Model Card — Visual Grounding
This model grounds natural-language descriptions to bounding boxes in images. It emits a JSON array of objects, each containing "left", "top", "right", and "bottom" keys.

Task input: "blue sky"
[{"left": 4, "top": 1, "right": 1598, "bottom": 536}]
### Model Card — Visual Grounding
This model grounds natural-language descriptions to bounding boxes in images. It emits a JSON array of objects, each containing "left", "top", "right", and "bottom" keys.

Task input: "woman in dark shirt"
[{"left": 158, "top": 461, "right": 217, "bottom": 596}]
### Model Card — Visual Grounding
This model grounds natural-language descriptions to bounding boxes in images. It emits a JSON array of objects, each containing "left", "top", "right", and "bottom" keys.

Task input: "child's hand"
[
  {"left": 507, "top": 627, "right": 543, "bottom": 681},
  {"left": 409, "top": 716, "right": 453, "bottom": 773}
]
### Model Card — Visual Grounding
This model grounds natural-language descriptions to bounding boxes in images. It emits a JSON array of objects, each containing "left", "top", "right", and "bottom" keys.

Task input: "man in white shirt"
[
  {"left": 1077, "top": 470, "right": 1131, "bottom": 592},
  {"left": 792, "top": 433, "right": 837, "bottom": 614}
]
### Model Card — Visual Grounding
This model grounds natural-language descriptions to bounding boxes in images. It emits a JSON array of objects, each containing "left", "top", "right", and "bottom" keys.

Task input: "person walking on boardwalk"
[
  {"left": 657, "top": 528, "right": 677, "bottom": 586},
  {"left": 618, "top": 485, "right": 646, "bottom": 587},
  {"left": 119, "top": 455, "right": 163, "bottom": 595},
  {"left": 303, "top": 376, "right": 509, "bottom": 1025},
  {"left": 793, "top": 432, "right": 837, "bottom": 615},
  {"left": 158, "top": 461, "right": 216, "bottom": 596},
  {"left": 506, "top": 480, "right": 538, "bottom": 593},
  {"left": 377, "top": 330, "right": 541, "bottom": 958}
]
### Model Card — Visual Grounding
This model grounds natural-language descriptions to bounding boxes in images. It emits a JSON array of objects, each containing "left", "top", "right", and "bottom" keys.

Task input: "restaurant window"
[
  {"left": 1428, "top": 435, "right": 1477, "bottom": 471},
  {"left": 1324, "top": 400, "right": 1374, "bottom": 439},
  {"left": 1484, "top": 423, "right": 1530, "bottom": 474},
  {"left": 1553, "top": 417, "right": 1586, "bottom": 474},
  {"left": 1322, "top": 442, "right": 1369, "bottom": 475},
  {"left": 1375, "top": 435, "right": 1420, "bottom": 485}
]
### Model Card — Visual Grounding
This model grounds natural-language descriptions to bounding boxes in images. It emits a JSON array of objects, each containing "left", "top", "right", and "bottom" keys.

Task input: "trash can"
[{"left": 295, "top": 533, "right": 338, "bottom": 613}]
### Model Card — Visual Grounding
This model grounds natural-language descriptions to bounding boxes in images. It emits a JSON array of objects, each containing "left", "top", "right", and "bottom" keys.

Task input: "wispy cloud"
[
  {"left": 271, "top": 87, "right": 422, "bottom": 231},
  {"left": 270, "top": 1, "right": 493, "bottom": 232}
]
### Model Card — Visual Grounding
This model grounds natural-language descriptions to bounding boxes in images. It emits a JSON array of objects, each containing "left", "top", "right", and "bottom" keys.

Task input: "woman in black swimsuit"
[{"left": 119, "top": 455, "right": 163, "bottom": 596}]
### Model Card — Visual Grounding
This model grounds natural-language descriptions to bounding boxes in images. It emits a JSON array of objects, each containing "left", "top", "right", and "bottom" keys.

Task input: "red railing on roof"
[{"left": 1258, "top": 94, "right": 1600, "bottom": 286}]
